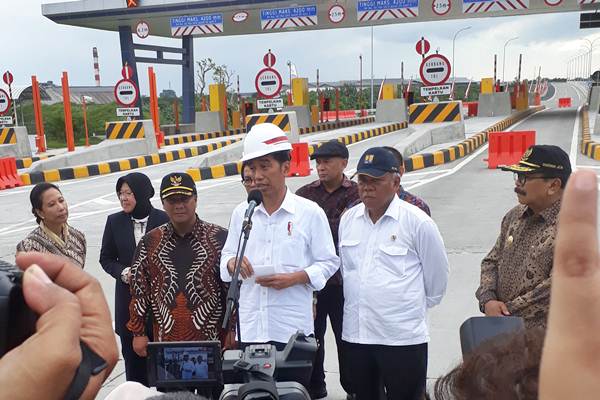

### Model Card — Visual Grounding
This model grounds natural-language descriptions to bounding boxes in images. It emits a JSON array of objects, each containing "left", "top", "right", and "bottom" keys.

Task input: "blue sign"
[
  {"left": 357, "top": 0, "right": 418, "bottom": 11},
  {"left": 170, "top": 14, "right": 223, "bottom": 28},
  {"left": 260, "top": 5, "right": 317, "bottom": 20}
]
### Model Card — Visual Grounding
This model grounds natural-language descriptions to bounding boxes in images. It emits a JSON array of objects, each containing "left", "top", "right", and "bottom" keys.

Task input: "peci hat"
[
  {"left": 310, "top": 140, "right": 349, "bottom": 160},
  {"left": 160, "top": 172, "right": 197, "bottom": 200},
  {"left": 356, "top": 147, "right": 399, "bottom": 178},
  {"left": 500, "top": 145, "right": 572, "bottom": 177}
]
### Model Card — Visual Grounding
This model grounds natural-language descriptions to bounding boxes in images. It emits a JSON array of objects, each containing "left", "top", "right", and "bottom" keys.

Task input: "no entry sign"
[
  {"left": 0, "top": 89, "right": 11, "bottom": 115},
  {"left": 419, "top": 53, "right": 451, "bottom": 86},
  {"left": 255, "top": 68, "right": 283, "bottom": 98},
  {"left": 263, "top": 51, "right": 277, "bottom": 68},
  {"left": 114, "top": 79, "right": 139, "bottom": 107}
]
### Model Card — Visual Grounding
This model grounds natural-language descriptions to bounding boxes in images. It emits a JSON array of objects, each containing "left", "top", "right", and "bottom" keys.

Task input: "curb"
[
  {"left": 18, "top": 138, "right": 242, "bottom": 186},
  {"left": 404, "top": 106, "right": 545, "bottom": 172},
  {"left": 16, "top": 155, "right": 55, "bottom": 170},
  {"left": 580, "top": 106, "right": 599, "bottom": 160},
  {"left": 187, "top": 121, "right": 408, "bottom": 182}
]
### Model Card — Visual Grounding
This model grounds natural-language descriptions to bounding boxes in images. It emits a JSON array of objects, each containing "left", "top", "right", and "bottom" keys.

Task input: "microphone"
[{"left": 243, "top": 189, "right": 263, "bottom": 226}]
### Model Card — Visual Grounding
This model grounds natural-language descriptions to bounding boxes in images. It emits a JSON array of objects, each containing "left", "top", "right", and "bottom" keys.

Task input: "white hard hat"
[{"left": 241, "top": 123, "right": 292, "bottom": 162}]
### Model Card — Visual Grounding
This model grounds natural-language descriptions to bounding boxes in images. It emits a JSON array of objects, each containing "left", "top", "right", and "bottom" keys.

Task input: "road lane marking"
[{"left": 570, "top": 106, "right": 582, "bottom": 172}]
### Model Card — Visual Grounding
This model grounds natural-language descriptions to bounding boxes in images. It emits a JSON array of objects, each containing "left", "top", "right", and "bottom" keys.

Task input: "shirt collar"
[
  {"left": 355, "top": 194, "right": 401, "bottom": 222},
  {"left": 309, "top": 175, "right": 354, "bottom": 189},
  {"left": 257, "top": 188, "right": 296, "bottom": 215},
  {"left": 165, "top": 215, "right": 201, "bottom": 238},
  {"left": 519, "top": 199, "right": 562, "bottom": 223}
]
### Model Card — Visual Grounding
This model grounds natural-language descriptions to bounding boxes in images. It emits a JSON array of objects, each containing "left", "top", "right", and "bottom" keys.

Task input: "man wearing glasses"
[
  {"left": 128, "top": 172, "right": 234, "bottom": 368},
  {"left": 476, "top": 145, "right": 572, "bottom": 329}
]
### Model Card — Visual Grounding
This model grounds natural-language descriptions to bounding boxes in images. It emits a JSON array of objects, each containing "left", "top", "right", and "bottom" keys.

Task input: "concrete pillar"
[
  {"left": 381, "top": 83, "right": 397, "bottom": 100},
  {"left": 182, "top": 36, "right": 195, "bottom": 124},
  {"left": 292, "top": 78, "right": 309, "bottom": 106},
  {"left": 118, "top": 26, "right": 143, "bottom": 116},
  {"left": 481, "top": 78, "right": 494, "bottom": 94},
  {"left": 375, "top": 99, "right": 408, "bottom": 123}
]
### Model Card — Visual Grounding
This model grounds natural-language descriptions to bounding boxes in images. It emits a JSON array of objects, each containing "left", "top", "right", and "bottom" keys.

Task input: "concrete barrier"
[
  {"left": 477, "top": 92, "right": 512, "bottom": 117},
  {"left": 105, "top": 121, "right": 146, "bottom": 139},
  {"left": 195, "top": 111, "right": 224, "bottom": 132},
  {"left": 375, "top": 99, "right": 408, "bottom": 123},
  {"left": 29, "top": 120, "right": 157, "bottom": 172},
  {"left": 580, "top": 106, "right": 600, "bottom": 159},
  {"left": 398, "top": 122, "right": 465, "bottom": 158},
  {"left": 283, "top": 106, "right": 311, "bottom": 129},
  {"left": 590, "top": 86, "right": 600, "bottom": 113},
  {"left": 0, "top": 127, "right": 33, "bottom": 158},
  {"left": 409, "top": 101, "right": 463, "bottom": 124},
  {"left": 162, "top": 123, "right": 195, "bottom": 136}
]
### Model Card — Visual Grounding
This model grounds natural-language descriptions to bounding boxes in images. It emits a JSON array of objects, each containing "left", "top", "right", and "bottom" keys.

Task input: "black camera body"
[
  {"left": 219, "top": 332, "right": 316, "bottom": 400},
  {"left": 0, "top": 260, "right": 37, "bottom": 358}
]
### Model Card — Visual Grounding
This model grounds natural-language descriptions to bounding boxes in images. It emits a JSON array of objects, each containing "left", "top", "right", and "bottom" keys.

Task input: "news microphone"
[{"left": 243, "top": 190, "right": 263, "bottom": 226}]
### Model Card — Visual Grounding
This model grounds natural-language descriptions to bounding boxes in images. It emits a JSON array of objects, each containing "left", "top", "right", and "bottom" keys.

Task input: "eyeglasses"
[
  {"left": 241, "top": 178, "right": 254, "bottom": 187},
  {"left": 513, "top": 173, "right": 553, "bottom": 185},
  {"left": 118, "top": 191, "right": 134, "bottom": 199}
]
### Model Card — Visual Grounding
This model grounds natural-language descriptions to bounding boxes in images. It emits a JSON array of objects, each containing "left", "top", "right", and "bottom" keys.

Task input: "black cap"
[
  {"left": 310, "top": 140, "right": 349, "bottom": 160},
  {"left": 356, "top": 147, "right": 399, "bottom": 178},
  {"left": 500, "top": 145, "right": 572, "bottom": 177},
  {"left": 160, "top": 172, "right": 197, "bottom": 200}
]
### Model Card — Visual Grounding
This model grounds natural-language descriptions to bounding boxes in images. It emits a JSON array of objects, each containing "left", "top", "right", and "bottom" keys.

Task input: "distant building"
[
  {"left": 160, "top": 89, "right": 177, "bottom": 98},
  {"left": 9, "top": 81, "right": 115, "bottom": 105}
]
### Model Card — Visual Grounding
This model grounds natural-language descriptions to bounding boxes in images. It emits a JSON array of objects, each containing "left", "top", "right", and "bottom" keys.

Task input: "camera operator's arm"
[
  {"left": 127, "top": 238, "right": 152, "bottom": 357},
  {"left": 1, "top": 252, "right": 118, "bottom": 400}
]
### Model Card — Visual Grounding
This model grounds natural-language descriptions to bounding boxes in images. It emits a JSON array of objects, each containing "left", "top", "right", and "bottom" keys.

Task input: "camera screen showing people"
[{"left": 147, "top": 341, "right": 222, "bottom": 389}]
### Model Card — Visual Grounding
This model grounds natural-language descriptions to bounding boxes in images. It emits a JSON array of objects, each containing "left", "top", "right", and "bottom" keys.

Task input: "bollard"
[
  {"left": 61, "top": 72, "right": 75, "bottom": 152},
  {"left": 82, "top": 96, "right": 90, "bottom": 147},
  {"left": 31, "top": 75, "right": 46, "bottom": 153}
]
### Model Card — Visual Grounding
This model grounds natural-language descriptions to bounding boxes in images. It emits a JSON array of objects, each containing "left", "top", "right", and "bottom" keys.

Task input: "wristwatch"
[{"left": 121, "top": 267, "right": 131, "bottom": 284}]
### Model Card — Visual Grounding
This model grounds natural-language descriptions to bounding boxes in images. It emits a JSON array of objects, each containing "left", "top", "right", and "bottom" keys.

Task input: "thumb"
[
  {"left": 500, "top": 303, "right": 511, "bottom": 316},
  {"left": 0, "top": 264, "right": 82, "bottom": 399}
]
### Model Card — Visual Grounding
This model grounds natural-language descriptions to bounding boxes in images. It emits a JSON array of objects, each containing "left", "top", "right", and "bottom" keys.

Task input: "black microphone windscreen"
[{"left": 247, "top": 189, "right": 263, "bottom": 206}]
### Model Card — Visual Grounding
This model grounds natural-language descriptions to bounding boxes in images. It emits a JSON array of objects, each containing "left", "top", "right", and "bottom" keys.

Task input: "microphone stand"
[{"left": 222, "top": 218, "right": 254, "bottom": 346}]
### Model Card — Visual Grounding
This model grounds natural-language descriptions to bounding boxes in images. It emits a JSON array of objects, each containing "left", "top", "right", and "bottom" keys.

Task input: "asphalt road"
[{"left": 1, "top": 82, "right": 598, "bottom": 399}]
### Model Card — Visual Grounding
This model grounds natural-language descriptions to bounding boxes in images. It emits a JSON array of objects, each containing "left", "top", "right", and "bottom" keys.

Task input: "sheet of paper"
[{"left": 244, "top": 264, "right": 275, "bottom": 282}]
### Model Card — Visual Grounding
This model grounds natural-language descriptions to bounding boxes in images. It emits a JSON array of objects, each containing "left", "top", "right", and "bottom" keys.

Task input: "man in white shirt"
[
  {"left": 220, "top": 123, "right": 340, "bottom": 349},
  {"left": 339, "top": 147, "right": 449, "bottom": 400}
]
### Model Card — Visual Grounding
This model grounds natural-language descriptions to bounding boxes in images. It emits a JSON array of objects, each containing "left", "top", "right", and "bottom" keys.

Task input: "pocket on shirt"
[
  {"left": 377, "top": 245, "right": 408, "bottom": 277},
  {"left": 279, "top": 237, "right": 307, "bottom": 271},
  {"left": 339, "top": 239, "right": 361, "bottom": 272}
]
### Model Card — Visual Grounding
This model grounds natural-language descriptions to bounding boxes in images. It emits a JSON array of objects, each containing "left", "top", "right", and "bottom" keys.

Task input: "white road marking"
[{"left": 570, "top": 106, "right": 582, "bottom": 172}]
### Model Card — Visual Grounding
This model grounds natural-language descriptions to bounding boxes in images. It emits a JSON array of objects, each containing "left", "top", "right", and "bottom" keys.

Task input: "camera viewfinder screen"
[{"left": 153, "top": 343, "right": 219, "bottom": 385}]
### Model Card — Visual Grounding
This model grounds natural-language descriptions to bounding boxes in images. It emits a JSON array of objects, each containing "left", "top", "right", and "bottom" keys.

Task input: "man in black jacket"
[{"left": 100, "top": 172, "right": 169, "bottom": 385}]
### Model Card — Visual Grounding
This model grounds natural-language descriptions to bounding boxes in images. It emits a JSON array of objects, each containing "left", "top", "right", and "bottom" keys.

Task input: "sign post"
[
  {"left": 61, "top": 72, "right": 75, "bottom": 152},
  {"left": 3, "top": 71, "right": 16, "bottom": 126},
  {"left": 419, "top": 53, "right": 451, "bottom": 86},
  {"left": 255, "top": 50, "right": 283, "bottom": 99}
]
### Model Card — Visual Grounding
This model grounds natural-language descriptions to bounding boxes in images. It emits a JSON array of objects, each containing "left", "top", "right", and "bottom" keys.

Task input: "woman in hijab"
[
  {"left": 100, "top": 172, "right": 169, "bottom": 385},
  {"left": 17, "top": 182, "right": 86, "bottom": 268}
]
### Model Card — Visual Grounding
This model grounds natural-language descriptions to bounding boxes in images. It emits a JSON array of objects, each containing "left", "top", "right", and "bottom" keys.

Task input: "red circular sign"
[
  {"left": 255, "top": 68, "right": 282, "bottom": 98},
  {"left": 135, "top": 20, "right": 150, "bottom": 39},
  {"left": 263, "top": 52, "right": 277, "bottom": 68},
  {"left": 432, "top": 0, "right": 451, "bottom": 16},
  {"left": 2, "top": 71, "right": 13, "bottom": 86},
  {"left": 121, "top": 65, "right": 134, "bottom": 80},
  {"left": 0, "top": 89, "right": 11, "bottom": 115},
  {"left": 544, "top": 0, "right": 562, "bottom": 5},
  {"left": 114, "top": 79, "right": 139, "bottom": 107},
  {"left": 419, "top": 53, "right": 451, "bottom": 86},
  {"left": 328, "top": 4, "right": 346, "bottom": 23},
  {"left": 415, "top": 38, "right": 431, "bottom": 56}
]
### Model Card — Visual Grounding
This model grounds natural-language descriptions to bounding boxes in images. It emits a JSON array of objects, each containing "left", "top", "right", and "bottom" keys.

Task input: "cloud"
[{"left": 2, "top": 2, "right": 595, "bottom": 96}]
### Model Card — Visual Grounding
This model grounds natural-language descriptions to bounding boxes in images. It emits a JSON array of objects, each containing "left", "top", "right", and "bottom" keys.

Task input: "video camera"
[
  {"left": 0, "top": 260, "right": 37, "bottom": 358},
  {"left": 147, "top": 332, "right": 316, "bottom": 400}
]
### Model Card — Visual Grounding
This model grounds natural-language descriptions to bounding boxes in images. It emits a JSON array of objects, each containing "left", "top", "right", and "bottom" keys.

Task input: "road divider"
[
  {"left": 0, "top": 157, "right": 23, "bottom": 189},
  {"left": 558, "top": 98, "right": 572, "bottom": 108},
  {"left": 580, "top": 106, "right": 600, "bottom": 160},
  {"left": 16, "top": 155, "right": 54, "bottom": 169},
  {"left": 105, "top": 121, "right": 146, "bottom": 139},
  {"left": 187, "top": 121, "right": 408, "bottom": 182},
  {"left": 0, "top": 128, "right": 16, "bottom": 144},
  {"left": 18, "top": 138, "right": 242, "bottom": 186},
  {"left": 486, "top": 130, "right": 536, "bottom": 169},
  {"left": 409, "top": 101, "right": 463, "bottom": 124},
  {"left": 404, "top": 106, "right": 544, "bottom": 172}
]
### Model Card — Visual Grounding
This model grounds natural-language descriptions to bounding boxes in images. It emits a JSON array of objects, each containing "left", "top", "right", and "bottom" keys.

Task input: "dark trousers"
[
  {"left": 309, "top": 284, "right": 350, "bottom": 393},
  {"left": 119, "top": 331, "right": 149, "bottom": 385},
  {"left": 343, "top": 341, "right": 428, "bottom": 400}
]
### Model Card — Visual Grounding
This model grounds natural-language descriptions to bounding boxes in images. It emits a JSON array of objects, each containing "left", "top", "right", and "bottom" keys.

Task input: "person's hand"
[
  {"left": 540, "top": 170, "right": 600, "bottom": 399},
  {"left": 227, "top": 256, "right": 254, "bottom": 279},
  {"left": 222, "top": 331, "right": 237, "bottom": 351},
  {"left": 256, "top": 271, "right": 308, "bottom": 290},
  {"left": 133, "top": 336, "right": 149, "bottom": 357},
  {"left": 484, "top": 300, "right": 511, "bottom": 316},
  {"left": 0, "top": 252, "right": 118, "bottom": 400}
]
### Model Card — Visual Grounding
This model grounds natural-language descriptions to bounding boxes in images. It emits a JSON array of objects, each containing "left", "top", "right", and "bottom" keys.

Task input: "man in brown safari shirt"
[{"left": 476, "top": 145, "right": 571, "bottom": 329}]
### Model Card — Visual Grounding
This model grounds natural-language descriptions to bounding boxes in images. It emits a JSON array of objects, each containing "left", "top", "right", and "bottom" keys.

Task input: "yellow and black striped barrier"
[
  {"left": 404, "top": 106, "right": 544, "bottom": 172},
  {"left": 409, "top": 101, "right": 462, "bottom": 124},
  {"left": 0, "top": 128, "right": 16, "bottom": 144},
  {"left": 19, "top": 138, "right": 242, "bottom": 186},
  {"left": 187, "top": 121, "right": 409, "bottom": 182},
  {"left": 105, "top": 121, "right": 145, "bottom": 139},
  {"left": 164, "top": 128, "right": 245, "bottom": 146},
  {"left": 245, "top": 113, "right": 290, "bottom": 133},
  {"left": 580, "top": 106, "right": 600, "bottom": 160},
  {"left": 16, "top": 155, "right": 54, "bottom": 169}
]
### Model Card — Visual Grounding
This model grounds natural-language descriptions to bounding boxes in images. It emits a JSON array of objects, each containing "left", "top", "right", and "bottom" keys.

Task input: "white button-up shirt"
[
  {"left": 220, "top": 189, "right": 339, "bottom": 344},
  {"left": 339, "top": 195, "right": 449, "bottom": 346}
]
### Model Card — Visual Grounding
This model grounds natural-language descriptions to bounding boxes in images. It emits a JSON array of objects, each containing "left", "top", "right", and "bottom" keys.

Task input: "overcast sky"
[{"left": 1, "top": 1, "right": 597, "bottom": 95}]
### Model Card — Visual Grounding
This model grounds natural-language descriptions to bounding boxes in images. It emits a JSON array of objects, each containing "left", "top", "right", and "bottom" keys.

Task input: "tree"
[
  {"left": 195, "top": 58, "right": 215, "bottom": 98},
  {"left": 213, "top": 64, "right": 236, "bottom": 107}
]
